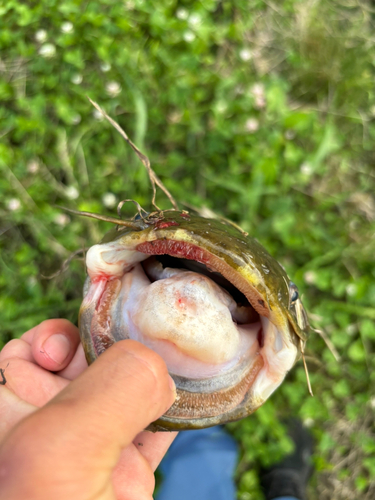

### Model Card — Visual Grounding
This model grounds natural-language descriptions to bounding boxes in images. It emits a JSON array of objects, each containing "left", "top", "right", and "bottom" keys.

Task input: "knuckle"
[{"left": 0, "top": 339, "right": 27, "bottom": 360}]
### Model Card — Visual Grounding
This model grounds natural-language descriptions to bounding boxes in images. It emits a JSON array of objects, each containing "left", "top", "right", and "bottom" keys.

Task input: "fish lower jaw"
[{"left": 80, "top": 277, "right": 296, "bottom": 417}]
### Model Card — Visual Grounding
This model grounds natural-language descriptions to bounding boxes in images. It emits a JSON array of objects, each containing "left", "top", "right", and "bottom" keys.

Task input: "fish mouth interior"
[
  {"left": 135, "top": 254, "right": 264, "bottom": 379},
  {"left": 143, "top": 255, "right": 256, "bottom": 314},
  {"left": 145, "top": 255, "right": 261, "bottom": 349},
  {"left": 81, "top": 238, "right": 298, "bottom": 422}
]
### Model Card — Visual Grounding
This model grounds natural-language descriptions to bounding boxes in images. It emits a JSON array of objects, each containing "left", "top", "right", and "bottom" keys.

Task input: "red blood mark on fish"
[
  {"left": 92, "top": 274, "right": 111, "bottom": 283},
  {"left": 176, "top": 293, "right": 187, "bottom": 309},
  {"left": 154, "top": 221, "right": 180, "bottom": 230},
  {"left": 180, "top": 212, "right": 190, "bottom": 220}
]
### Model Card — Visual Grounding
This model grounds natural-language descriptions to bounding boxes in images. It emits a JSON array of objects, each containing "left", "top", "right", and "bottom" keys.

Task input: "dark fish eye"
[
  {"left": 291, "top": 290, "right": 299, "bottom": 302},
  {"left": 289, "top": 282, "right": 299, "bottom": 303}
]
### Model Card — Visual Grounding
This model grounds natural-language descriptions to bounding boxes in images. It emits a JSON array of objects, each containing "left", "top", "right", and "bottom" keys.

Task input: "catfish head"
[{"left": 79, "top": 210, "right": 311, "bottom": 431}]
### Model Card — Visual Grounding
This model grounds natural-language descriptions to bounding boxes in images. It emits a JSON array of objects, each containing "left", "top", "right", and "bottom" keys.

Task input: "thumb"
[{"left": 0, "top": 340, "right": 176, "bottom": 500}]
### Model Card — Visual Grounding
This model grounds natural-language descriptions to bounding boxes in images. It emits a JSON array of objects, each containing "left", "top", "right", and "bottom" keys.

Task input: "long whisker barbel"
[{"left": 56, "top": 206, "right": 142, "bottom": 228}]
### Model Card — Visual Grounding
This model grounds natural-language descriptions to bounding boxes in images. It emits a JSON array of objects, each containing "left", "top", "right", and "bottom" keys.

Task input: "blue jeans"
[{"left": 156, "top": 426, "right": 299, "bottom": 500}]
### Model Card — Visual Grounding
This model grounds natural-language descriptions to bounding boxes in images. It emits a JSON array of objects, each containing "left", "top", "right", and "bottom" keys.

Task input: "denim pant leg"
[
  {"left": 156, "top": 426, "right": 238, "bottom": 500},
  {"left": 156, "top": 426, "right": 302, "bottom": 500}
]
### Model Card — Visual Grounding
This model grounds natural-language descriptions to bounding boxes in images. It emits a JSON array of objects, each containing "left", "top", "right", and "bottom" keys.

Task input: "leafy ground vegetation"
[{"left": 1, "top": 0, "right": 375, "bottom": 498}]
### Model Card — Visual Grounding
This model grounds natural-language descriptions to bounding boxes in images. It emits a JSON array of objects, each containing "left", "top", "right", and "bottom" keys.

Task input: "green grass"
[{"left": 1, "top": 1, "right": 375, "bottom": 498}]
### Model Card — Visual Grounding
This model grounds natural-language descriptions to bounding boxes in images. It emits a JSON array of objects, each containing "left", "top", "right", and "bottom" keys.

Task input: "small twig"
[
  {"left": 87, "top": 97, "right": 179, "bottom": 212},
  {"left": 220, "top": 216, "right": 249, "bottom": 237},
  {"left": 117, "top": 199, "right": 148, "bottom": 221},
  {"left": 312, "top": 326, "right": 341, "bottom": 362},
  {"left": 4, "top": 164, "right": 68, "bottom": 256},
  {"left": 0, "top": 224, "right": 12, "bottom": 237},
  {"left": 300, "top": 339, "right": 314, "bottom": 397},
  {"left": 56, "top": 206, "right": 142, "bottom": 229},
  {"left": 0, "top": 127, "right": 14, "bottom": 139}
]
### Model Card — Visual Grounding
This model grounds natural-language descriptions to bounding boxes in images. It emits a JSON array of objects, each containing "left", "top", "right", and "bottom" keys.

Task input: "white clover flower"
[
  {"left": 7, "top": 198, "right": 21, "bottom": 211},
  {"left": 27, "top": 160, "right": 39, "bottom": 173},
  {"left": 285, "top": 129, "right": 295, "bottom": 140},
  {"left": 93, "top": 109, "right": 104, "bottom": 121},
  {"left": 183, "top": 31, "right": 195, "bottom": 43},
  {"left": 303, "top": 271, "right": 316, "bottom": 284},
  {"left": 176, "top": 8, "right": 189, "bottom": 20},
  {"left": 65, "top": 186, "right": 79, "bottom": 200},
  {"left": 27, "top": 276, "right": 37, "bottom": 287},
  {"left": 100, "top": 62, "right": 111, "bottom": 72},
  {"left": 245, "top": 118, "right": 259, "bottom": 133},
  {"left": 39, "top": 43, "right": 56, "bottom": 58},
  {"left": 346, "top": 324, "right": 357, "bottom": 336},
  {"left": 251, "top": 83, "right": 265, "bottom": 97},
  {"left": 300, "top": 162, "right": 313, "bottom": 175},
  {"left": 303, "top": 417, "right": 314, "bottom": 428},
  {"left": 54, "top": 213, "right": 70, "bottom": 226},
  {"left": 346, "top": 284, "right": 357, "bottom": 297},
  {"left": 168, "top": 110, "right": 183, "bottom": 123},
  {"left": 71, "top": 114, "right": 81, "bottom": 125},
  {"left": 71, "top": 74, "right": 82, "bottom": 85},
  {"left": 239, "top": 48, "right": 252, "bottom": 62},
  {"left": 61, "top": 21, "right": 74, "bottom": 34},
  {"left": 216, "top": 101, "right": 227, "bottom": 113},
  {"left": 105, "top": 81, "right": 122, "bottom": 97},
  {"left": 254, "top": 96, "right": 266, "bottom": 109},
  {"left": 188, "top": 13, "right": 201, "bottom": 27},
  {"left": 102, "top": 192, "right": 117, "bottom": 208},
  {"left": 35, "top": 29, "right": 47, "bottom": 43}
]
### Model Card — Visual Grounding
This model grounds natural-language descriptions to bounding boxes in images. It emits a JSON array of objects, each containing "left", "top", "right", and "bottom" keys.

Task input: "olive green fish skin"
[{"left": 101, "top": 210, "right": 310, "bottom": 343}]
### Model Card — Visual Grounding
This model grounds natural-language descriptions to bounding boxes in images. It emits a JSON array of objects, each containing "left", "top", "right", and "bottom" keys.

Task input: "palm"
[{"left": 0, "top": 319, "right": 177, "bottom": 499}]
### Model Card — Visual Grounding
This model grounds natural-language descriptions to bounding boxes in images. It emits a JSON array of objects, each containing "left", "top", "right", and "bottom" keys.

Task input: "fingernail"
[{"left": 42, "top": 334, "right": 71, "bottom": 365}]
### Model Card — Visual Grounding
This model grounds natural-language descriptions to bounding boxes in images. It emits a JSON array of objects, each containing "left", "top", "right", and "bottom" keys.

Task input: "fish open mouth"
[{"left": 80, "top": 235, "right": 298, "bottom": 429}]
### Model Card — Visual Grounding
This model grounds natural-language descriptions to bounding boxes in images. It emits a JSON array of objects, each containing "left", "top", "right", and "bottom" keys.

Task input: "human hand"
[{"left": 0, "top": 319, "right": 177, "bottom": 499}]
